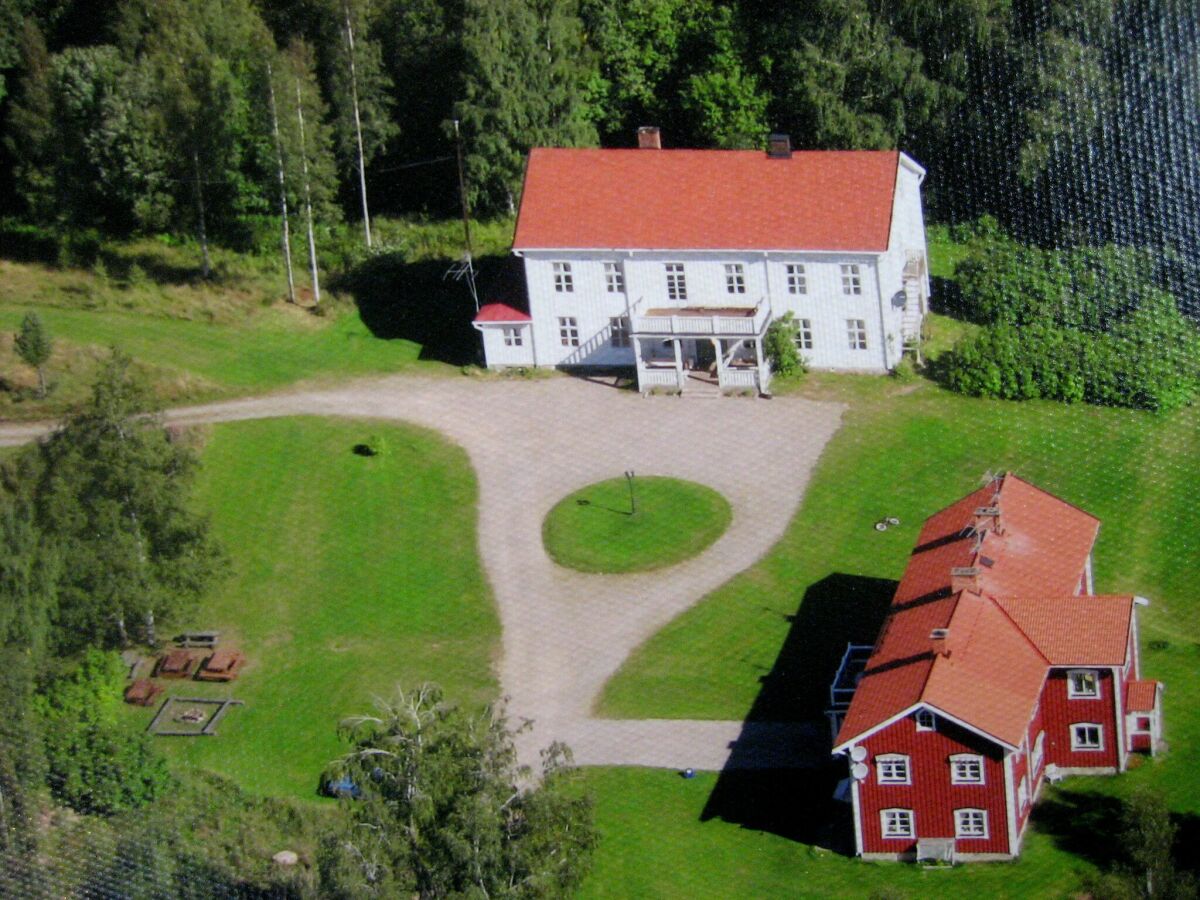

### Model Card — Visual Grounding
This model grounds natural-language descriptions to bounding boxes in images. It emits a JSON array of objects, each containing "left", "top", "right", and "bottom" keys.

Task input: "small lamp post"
[{"left": 624, "top": 469, "right": 636, "bottom": 515}]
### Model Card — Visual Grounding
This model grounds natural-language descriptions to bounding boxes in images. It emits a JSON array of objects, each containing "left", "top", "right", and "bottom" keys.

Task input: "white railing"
[
  {"left": 632, "top": 298, "right": 770, "bottom": 336},
  {"left": 719, "top": 368, "right": 758, "bottom": 390},
  {"left": 638, "top": 368, "right": 682, "bottom": 391}
]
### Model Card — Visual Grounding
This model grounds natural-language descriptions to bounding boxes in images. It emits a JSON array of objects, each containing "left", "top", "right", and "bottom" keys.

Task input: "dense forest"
[{"left": 0, "top": 0, "right": 1197, "bottom": 310}]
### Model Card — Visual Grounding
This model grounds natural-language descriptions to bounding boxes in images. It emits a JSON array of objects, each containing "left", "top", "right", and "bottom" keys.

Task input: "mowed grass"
[
  {"left": 121, "top": 417, "right": 499, "bottom": 800},
  {"left": 578, "top": 768, "right": 1098, "bottom": 899},
  {"left": 542, "top": 477, "right": 731, "bottom": 573}
]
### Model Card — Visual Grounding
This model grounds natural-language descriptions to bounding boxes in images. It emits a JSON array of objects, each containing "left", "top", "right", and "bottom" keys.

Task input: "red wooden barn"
[{"left": 830, "top": 474, "right": 1164, "bottom": 862}]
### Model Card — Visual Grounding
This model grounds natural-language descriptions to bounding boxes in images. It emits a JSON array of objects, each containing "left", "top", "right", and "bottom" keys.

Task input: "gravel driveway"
[{"left": 1, "top": 375, "right": 843, "bottom": 770}]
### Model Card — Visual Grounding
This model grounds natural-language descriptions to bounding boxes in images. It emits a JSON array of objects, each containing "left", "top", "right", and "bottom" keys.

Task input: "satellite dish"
[
  {"left": 850, "top": 746, "right": 868, "bottom": 762},
  {"left": 852, "top": 763, "right": 869, "bottom": 781}
]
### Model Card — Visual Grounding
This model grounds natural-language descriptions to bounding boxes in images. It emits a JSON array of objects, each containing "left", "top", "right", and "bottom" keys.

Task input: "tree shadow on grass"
[
  {"left": 332, "top": 252, "right": 511, "bottom": 365},
  {"left": 700, "top": 573, "right": 896, "bottom": 848}
]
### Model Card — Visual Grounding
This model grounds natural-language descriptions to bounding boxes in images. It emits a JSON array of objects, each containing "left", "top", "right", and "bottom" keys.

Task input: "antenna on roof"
[{"left": 448, "top": 118, "right": 479, "bottom": 312}]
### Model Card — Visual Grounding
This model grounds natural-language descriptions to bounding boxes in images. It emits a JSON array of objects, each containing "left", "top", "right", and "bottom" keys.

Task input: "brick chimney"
[
  {"left": 950, "top": 566, "right": 982, "bottom": 594},
  {"left": 637, "top": 126, "right": 662, "bottom": 149},
  {"left": 767, "top": 133, "right": 792, "bottom": 159}
]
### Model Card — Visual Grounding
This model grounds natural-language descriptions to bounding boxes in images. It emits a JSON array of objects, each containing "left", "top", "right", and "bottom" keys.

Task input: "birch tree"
[
  {"left": 329, "top": 0, "right": 396, "bottom": 249},
  {"left": 266, "top": 59, "right": 296, "bottom": 304}
]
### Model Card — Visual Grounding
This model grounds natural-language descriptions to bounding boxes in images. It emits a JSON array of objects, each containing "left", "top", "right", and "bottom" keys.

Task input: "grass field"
[
  {"left": 542, "top": 476, "right": 732, "bottom": 573},
  {"left": 121, "top": 417, "right": 500, "bottom": 800}
]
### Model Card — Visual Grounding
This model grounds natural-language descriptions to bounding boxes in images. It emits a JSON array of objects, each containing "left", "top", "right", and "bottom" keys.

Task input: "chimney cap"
[
  {"left": 767, "top": 133, "right": 792, "bottom": 159},
  {"left": 974, "top": 506, "right": 1000, "bottom": 517},
  {"left": 637, "top": 126, "right": 662, "bottom": 149},
  {"left": 951, "top": 567, "right": 981, "bottom": 577},
  {"left": 930, "top": 628, "right": 949, "bottom": 640}
]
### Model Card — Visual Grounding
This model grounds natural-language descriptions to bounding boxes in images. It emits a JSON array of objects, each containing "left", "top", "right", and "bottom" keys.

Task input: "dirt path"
[{"left": 0, "top": 376, "right": 843, "bottom": 770}]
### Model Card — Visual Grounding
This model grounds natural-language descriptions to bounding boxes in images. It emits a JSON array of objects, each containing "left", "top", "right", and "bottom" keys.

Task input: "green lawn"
[
  {"left": 121, "top": 417, "right": 499, "bottom": 800},
  {"left": 597, "top": 379, "right": 1200, "bottom": 801},
  {"left": 579, "top": 768, "right": 1100, "bottom": 899},
  {"left": 542, "top": 477, "right": 732, "bottom": 573}
]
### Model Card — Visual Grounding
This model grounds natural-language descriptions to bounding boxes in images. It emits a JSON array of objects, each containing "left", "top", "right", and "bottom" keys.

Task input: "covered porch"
[{"left": 631, "top": 303, "right": 773, "bottom": 395}]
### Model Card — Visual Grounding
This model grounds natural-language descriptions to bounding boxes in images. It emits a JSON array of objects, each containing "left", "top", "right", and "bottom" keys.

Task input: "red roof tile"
[
  {"left": 835, "top": 476, "right": 1129, "bottom": 751},
  {"left": 1125, "top": 679, "right": 1161, "bottom": 712},
  {"left": 474, "top": 302, "right": 531, "bottom": 323},
  {"left": 512, "top": 148, "right": 902, "bottom": 252}
]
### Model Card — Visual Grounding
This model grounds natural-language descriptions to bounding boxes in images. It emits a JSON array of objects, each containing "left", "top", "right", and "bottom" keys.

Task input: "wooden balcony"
[{"left": 632, "top": 300, "right": 770, "bottom": 337}]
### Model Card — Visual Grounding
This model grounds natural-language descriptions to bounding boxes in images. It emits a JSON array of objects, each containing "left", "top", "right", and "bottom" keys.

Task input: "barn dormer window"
[
  {"left": 553, "top": 262, "right": 574, "bottom": 293},
  {"left": 841, "top": 263, "right": 862, "bottom": 295},
  {"left": 915, "top": 709, "right": 935, "bottom": 731},
  {"left": 876, "top": 754, "right": 911, "bottom": 785},
  {"left": 1067, "top": 669, "right": 1099, "bottom": 698},
  {"left": 724, "top": 263, "right": 746, "bottom": 294},
  {"left": 949, "top": 754, "right": 985, "bottom": 785}
]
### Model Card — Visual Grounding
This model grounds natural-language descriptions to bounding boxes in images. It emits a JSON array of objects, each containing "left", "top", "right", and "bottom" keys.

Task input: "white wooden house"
[{"left": 473, "top": 131, "right": 930, "bottom": 394}]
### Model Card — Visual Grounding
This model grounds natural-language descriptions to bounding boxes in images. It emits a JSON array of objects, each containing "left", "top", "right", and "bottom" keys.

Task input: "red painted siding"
[
  {"left": 1041, "top": 669, "right": 1119, "bottom": 769},
  {"left": 858, "top": 713, "right": 1010, "bottom": 855}
]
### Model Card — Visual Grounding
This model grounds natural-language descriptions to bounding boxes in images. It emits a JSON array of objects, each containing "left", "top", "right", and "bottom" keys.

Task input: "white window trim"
[
  {"left": 847, "top": 318, "right": 868, "bottom": 351},
  {"left": 501, "top": 326, "right": 523, "bottom": 347},
  {"left": 1071, "top": 723, "right": 1104, "bottom": 751},
  {"left": 786, "top": 263, "right": 807, "bottom": 295},
  {"left": 949, "top": 753, "right": 985, "bottom": 785},
  {"left": 604, "top": 261, "right": 625, "bottom": 294},
  {"left": 1067, "top": 669, "right": 1100, "bottom": 699},
  {"left": 609, "top": 316, "right": 630, "bottom": 348},
  {"left": 954, "top": 808, "right": 989, "bottom": 839},
  {"left": 841, "top": 263, "right": 862, "bottom": 295},
  {"left": 1032, "top": 731, "right": 1045, "bottom": 771},
  {"left": 880, "top": 808, "right": 914, "bottom": 839},
  {"left": 552, "top": 261, "right": 574, "bottom": 293},
  {"left": 875, "top": 754, "right": 911, "bottom": 785},
  {"left": 665, "top": 263, "right": 687, "bottom": 301},
  {"left": 558, "top": 316, "right": 579, "bottom": 347},
  {"left": 915, "top": 709, "right": 936, "bottom": 731},
  {"left": 794, "top": 318, "right": 814, "bottom": 351},
  {"left": 1018, "top": 775, "right": 1029, "bottom": 809},
  {"left": 724, "top": 263, "right": 746, "bottom": 294}
]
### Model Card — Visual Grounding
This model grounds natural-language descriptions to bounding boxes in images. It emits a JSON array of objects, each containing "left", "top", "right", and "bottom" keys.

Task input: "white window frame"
[
  {"left": 604, "top": 261, "right": 625, "bottom": 294},
  {"left": 665, "top": 263, "right": 688, "bottom": 301},
  {"left": 1071, "top": 723, "right": 1103, "bottom": 751},
  {"left": 954, "top": 808, "right": 989, "bottom": 839},
  {"left": 915, "top": 709, "right": 936, "bottom": 731},
  {"left": 880, "top": 808, "right": 914, "bottom": 839},
  {"left": 501, "top": 326, "right": 523, "bottom": 347},
  {"left": 609, "top": 316, "right": 630, "bottom": 348},
  {"left": 847, "top": 319, "right": 868, "bottom": 351},
  {"left": 1018, "top": 775, "right": 1029, "bottom": 809},
  {"left": 795, "top": 318, "right": 814, "bottom": 351},
  {"left": 786, "top": 263, "right": 807, "bottom": 294},
  {"left": 876, "top": 754, "right": 911, "bottom": 785},
  {"left": 552, "top": 262, "right": 574, "bottom": 293},
  {"left": 1067, "top": 669, "right": 1100, "bottom": 699},
  {"left": 724, "top": 263, "right": 746, "bottom": 294},
  {"left": 949, "top": 753, "right": 985, "bottom": 785},
  {"left": 558, "top": 316, "right": 579, "bottom": 347},
  {"left": 841, "top": 263, "right": 862, "bottom": 295}
]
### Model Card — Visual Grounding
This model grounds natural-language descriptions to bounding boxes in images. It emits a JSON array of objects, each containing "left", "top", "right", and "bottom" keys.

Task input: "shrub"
[{"left": 764, "top": 312, "right": 804, "bottom": 377}]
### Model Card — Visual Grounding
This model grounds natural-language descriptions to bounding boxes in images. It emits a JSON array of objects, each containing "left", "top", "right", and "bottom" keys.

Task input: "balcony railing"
[{"left": 632, "top": 299, "right": 770, "bottom": 337}]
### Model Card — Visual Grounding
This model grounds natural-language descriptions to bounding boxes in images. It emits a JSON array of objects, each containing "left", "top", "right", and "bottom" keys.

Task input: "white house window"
[
  {"left": 786, "top": 263, "right": 807, "bottom": 294},
  {"left": 847, "top": 319, "right": 868, "bottom": 350},
  {"left": 502, "top": 327, "right": 523, "bottom": 347},
  {"left": 949, "top": 754, "right": 985, "bottom": 785},
  {"left": 558, "top": 317, "right": 579, "bottom": 347},
  {"left": 795, "top": 318, "right": 814, "bottom": 351},
  {"left": 876, "top": 755, "right": 911, "bottom": 785},
  {"left": 880, "top": 809, "right": 914, "bottom": 839},
  {"left": 665, "top": 263, "right": 688, "bottom": 301},
  {"left": 841, "top": 263, "right": 862, "bottom": 295},
  {"left": 1032, "top": 731, "right": 1045, "bottom": 771},
  {"left": 1018, "top": 775, "right": 1030, "bottom": 809},
  {"left": 1071, "top": 723, "right": 1103, "bottom": 751},
  {"left": 610, "top": 316, "right": 630, "bottom": 348},
  {"left": 724, "top": 263, "right": 746, "bottom": 294},
  {"left": 604, "top": 261, "right": 625, "bottom": 294},
  {"left": 955, "top": 809, "right": 988, "bottom": 839},
  {"left": 915, "top": 709, "right": 936, "bottom": 731},
  {"left": 1068, "top": 669, "right": 1100, "bottom": 699},
  {"left": 553, "top": 262, "right": 574, "bottom": 293}
]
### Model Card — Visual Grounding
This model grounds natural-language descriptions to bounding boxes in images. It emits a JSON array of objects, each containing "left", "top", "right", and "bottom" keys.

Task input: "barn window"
[
  {"left": 786, "top": 263, "right": 807, "bottom": 294},
  {"left": 558, "top": 317, "right": 579, "bottom": 347},
  {"left": 949, "top": 754, "right": 985, "bottom": 785},
  {"left": 665, "top": 263, "right": 688, "bottom": 300},
  {"left": 794, "top": 318, "right": 814, "bottom": 351},
  {"left": 847, "top": 319, "right": 868, "bottom": 350},
  {"left": 553, "top": 262, "right": 574, "bottom": 293},
  {"left": 1067, "top": 669, "right": 1099, "bottom": 699},
  {"left": 955, "top": 809, "right": 988, "bottom": 839},
  {"left": 915, "top": 709, "right": 936, "bottom": 731},
  {"left": 502, "top": 327, "right": 523, "bottom": 347},
  {"left": 604, "top": 261, "right": 625, "bottom": 294},
  {"left": 841, "top": 263, "right": 862, "bottom": 295},
  {"left": 876, "top": 755, "right": 911, "bottom": 785},
  {"left": 724, "top": 263, "right": 746, "bottom": 294},
  {"left": 1018, "top": 775, "right": 1030, "bottom": 809},
  {"left": 1071, "top": 723, "right": 1103, "bottom": 751},
  {"left": 1032, "top": 731, "right": 1045, "bottom": 771},
  {"left": 610, "top": 316, "right": 630, "bottom": 348},
  {"left": 880, "top": 808, "right": 914, "bottom": 839}
]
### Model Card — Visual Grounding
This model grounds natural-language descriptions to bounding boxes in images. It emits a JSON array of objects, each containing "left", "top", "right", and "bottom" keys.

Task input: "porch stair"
[{"left": 682, "top": 372, "right": 722, "bottom": 398}]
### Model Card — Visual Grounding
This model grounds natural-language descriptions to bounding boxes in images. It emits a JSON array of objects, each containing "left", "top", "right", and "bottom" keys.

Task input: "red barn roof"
[
  {"left": 835, "top": 475, "right": 1128, "bottom": 751},
  {"left": 512, "top": 148, "right": 904, "bottom": 252}
]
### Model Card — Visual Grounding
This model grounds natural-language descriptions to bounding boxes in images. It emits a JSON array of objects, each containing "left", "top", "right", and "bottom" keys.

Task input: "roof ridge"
[
  {"left": 989, "top": 593, "right": 1051, "bottom": 665},
  {"left": 1001, "top": 474, "right": 1101, "bottom": 524}
]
